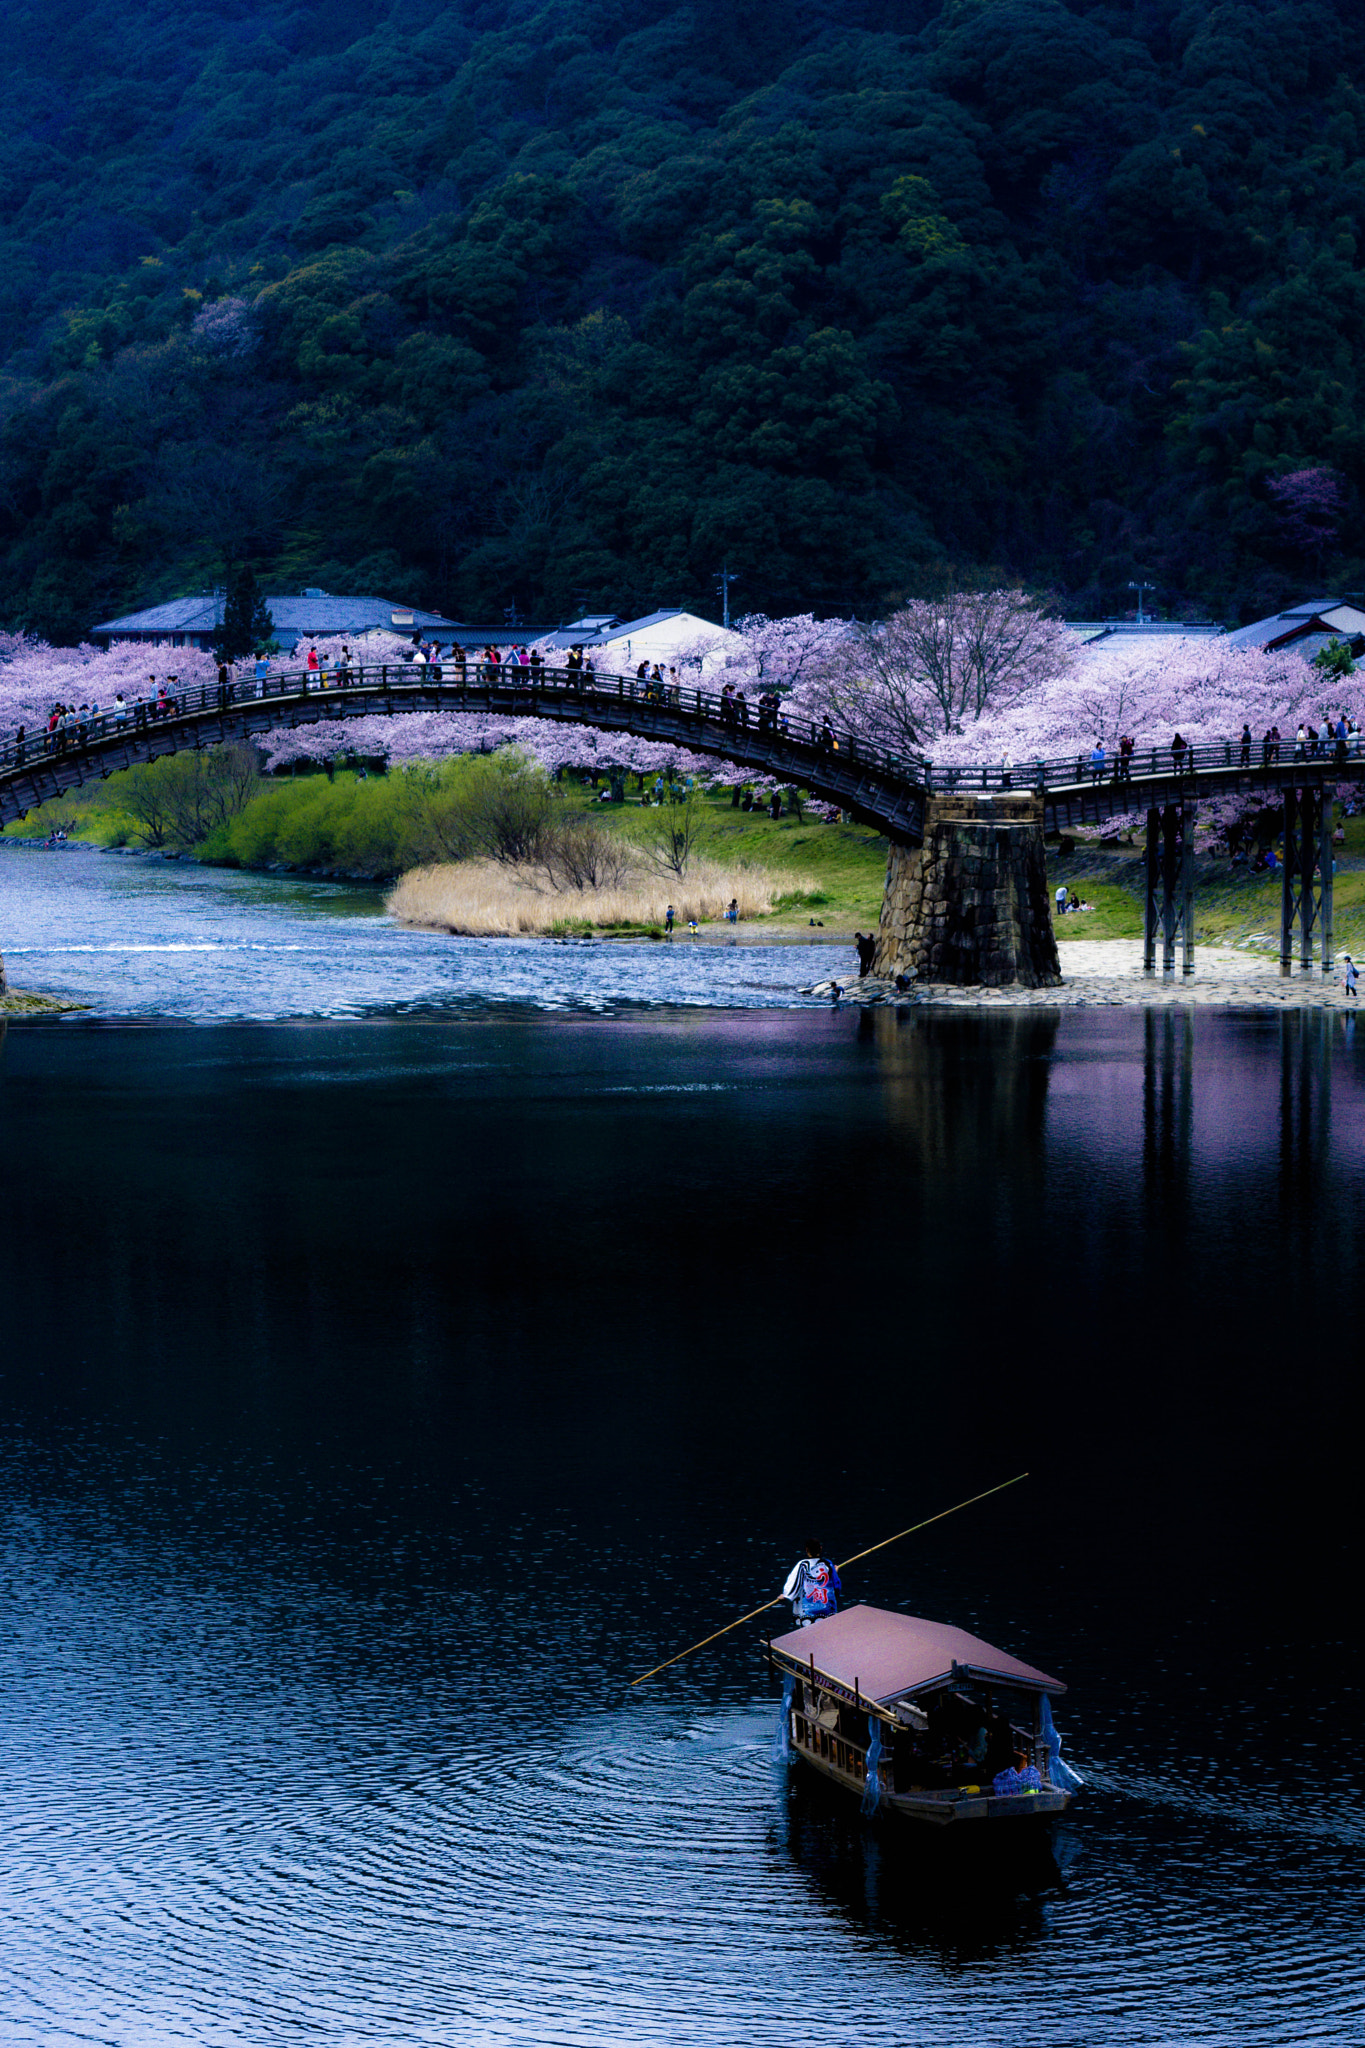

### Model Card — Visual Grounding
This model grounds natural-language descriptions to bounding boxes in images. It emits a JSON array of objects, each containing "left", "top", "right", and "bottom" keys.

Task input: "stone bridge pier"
[{"left": 872, "top": 792, "right": 1062, "bottom": 989}]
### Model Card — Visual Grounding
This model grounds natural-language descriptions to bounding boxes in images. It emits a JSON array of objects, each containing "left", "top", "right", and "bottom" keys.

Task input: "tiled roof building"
[
  {"left": 1225, "top": 598, "right": 1365, "bottom": 660},
  {"left": 91, "top": 589, "right": 467, "bottom": 652}
]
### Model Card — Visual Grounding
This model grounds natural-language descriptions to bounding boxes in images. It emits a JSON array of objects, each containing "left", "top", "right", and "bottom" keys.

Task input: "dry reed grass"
[{"left": 387, "top": 857, "right": 808, "bottom": 935}]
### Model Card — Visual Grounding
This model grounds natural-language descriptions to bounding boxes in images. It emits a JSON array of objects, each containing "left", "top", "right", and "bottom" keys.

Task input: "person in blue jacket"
[{"left": 782, "top": 1542, "right": 841, "bottom": 1626}]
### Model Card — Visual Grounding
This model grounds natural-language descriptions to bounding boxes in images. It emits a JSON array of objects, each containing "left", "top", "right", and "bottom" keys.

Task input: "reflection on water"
[{"left": 1, "top": 1006, "right": 1363, "bottom": 2044}]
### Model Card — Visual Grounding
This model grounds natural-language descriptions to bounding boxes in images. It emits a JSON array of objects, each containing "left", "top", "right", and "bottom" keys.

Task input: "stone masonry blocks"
[{"left": 872, "top": 792, "right": 1062, "bottom": 989}]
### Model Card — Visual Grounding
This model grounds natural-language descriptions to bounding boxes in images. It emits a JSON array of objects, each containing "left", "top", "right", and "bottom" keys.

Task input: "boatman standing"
[{"left": 783, "top": 1542, "right": 841, "bottom": 1627}]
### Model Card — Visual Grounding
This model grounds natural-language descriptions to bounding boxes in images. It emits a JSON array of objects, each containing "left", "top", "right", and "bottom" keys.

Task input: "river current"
[
  {"left": 0, "top": 845, "right": 847, "bottom": 1018},
  {"left": 1, "top": 850, "right": 1362, "bottom": 2045}
]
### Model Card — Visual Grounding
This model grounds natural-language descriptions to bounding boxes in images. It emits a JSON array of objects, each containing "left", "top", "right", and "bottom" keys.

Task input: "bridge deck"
[
  {"left": 0, "top": 666, "right": 925, "bottom": 840},
  {"left": 4, "top": 660, "right": 1364, "bottom": 842}
]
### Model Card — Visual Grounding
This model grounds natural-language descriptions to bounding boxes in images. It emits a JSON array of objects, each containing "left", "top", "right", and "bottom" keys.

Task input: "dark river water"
[{"left": 2, "top": 854, "right": 1363, "bottom": 2045}]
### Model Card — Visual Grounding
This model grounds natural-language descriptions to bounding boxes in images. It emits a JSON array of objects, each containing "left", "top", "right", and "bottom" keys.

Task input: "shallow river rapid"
[
  {"left": 0, "top": 845, "right": 845, "bottom": 1017},
  {"left": 1, "top": 850, "right": 1361, "bottom": 2045}
]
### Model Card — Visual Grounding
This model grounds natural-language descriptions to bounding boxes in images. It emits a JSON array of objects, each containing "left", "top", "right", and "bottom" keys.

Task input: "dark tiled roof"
[
  {"left": 91, "top": 593, "right": 467, "bottom": 638},
  {"left": 1225, "top": 599, "right": 1352, "bottom": 651}
]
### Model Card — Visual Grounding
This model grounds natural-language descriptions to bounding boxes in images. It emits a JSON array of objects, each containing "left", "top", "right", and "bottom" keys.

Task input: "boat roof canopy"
[{"left": 770, "top": 1605, "right": 1065, "bottom": 1701}]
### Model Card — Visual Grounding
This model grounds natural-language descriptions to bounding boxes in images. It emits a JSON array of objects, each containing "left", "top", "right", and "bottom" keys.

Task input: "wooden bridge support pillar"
[
  {"left": 872, "top": 793, "right": 1060, "bottom": 988},
  {"left": 1143, "top": 804, "right": 1194, "bottom": 974},
  {"left": 1280, "top": 786, "right": 1334, "bottom": 977}
]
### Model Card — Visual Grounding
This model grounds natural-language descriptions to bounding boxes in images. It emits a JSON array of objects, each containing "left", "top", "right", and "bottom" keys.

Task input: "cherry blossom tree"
[
  {"left": 805, "top": 590, "right": 1077, "bottom": 751},
  {"left": 689, "top": 612, "right": 852, "bottom": 692},
  {"left": 8, "top": 621, "right": 1364, "bottom": 798},
  {"left": 0, "top": 633, "right": 219, "bottom": 734},
  {"left": 924, "top": 633, "right": 1365, "bottom": 769}
]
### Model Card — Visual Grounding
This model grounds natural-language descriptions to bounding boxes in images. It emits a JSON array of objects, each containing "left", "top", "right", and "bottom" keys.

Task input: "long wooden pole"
[{"left": 629, "top": 1471, "right": 1029, "bottom": 1687}]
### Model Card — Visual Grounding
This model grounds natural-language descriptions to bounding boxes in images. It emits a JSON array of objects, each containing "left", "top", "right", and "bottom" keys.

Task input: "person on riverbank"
[
  {"left": 1344, "top": 955, "right": 1358, "bottom": 1001},
  {"left": 855, "top": 931, "right": 876, "bottom": 974},
  {"left": 782, "top": 1543, "right": 841, "bottom": 1627},
  {"left": 726, "top": 898, "right": 739, "bottom": 925},
  {"left": 664, "top": 904, "right": 675, "bottom": 935}
]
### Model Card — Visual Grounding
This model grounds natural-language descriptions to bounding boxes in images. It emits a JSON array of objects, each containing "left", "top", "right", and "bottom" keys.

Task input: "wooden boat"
[{"left": 768, "top": 1604, "right": 1076, "bottom": 1827}]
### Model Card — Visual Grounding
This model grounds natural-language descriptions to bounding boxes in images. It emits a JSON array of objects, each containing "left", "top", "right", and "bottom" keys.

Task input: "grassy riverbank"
[
  {"left": 25, "top": 752, "right": 1365, "bottom": 954},
  {"left": 1049, "top": 809, "right": 1365, "bottom": 955},
  {"left": 3, "top": 760, "right": 892, "bottom": 929},
  {"left": 0, "top": 987, "right": 87, "bottom": 1013}
]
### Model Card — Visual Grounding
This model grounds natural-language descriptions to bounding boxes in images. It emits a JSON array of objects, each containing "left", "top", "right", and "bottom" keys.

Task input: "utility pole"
[
  {"left": 1128, "top": 580, "right": 1156, "bottom": 625},
  {"left": 715, "top": 560, "right": 739, "bottom": 630}
]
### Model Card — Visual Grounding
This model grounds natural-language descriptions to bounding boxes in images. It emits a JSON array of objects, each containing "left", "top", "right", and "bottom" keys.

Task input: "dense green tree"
[
  {"left": 1, "top": 0, "right": 1364, "bottom": 636},
  {"left": 213, "top": 565, "right": 274, "bottom": 662}
]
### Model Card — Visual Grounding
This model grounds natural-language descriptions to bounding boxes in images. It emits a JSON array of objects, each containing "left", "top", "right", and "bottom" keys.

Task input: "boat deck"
[{"left": 791, "top": 1703, "right": 1069, "bottom": 1827}]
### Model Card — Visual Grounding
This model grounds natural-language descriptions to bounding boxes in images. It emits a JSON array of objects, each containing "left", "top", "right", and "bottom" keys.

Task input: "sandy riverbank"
[{"left": 811, "top": 939, "right": 1359, "bottom": 1009}]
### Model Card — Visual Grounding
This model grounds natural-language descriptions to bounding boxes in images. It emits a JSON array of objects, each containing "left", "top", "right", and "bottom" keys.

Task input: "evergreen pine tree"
[{"left": 213, "top": 566, "right": 274, "bottom": 662}]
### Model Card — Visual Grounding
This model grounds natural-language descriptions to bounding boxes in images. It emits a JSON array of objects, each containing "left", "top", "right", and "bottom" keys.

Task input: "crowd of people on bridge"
[
  {"left": 8, "top": 675, "right": 186, "bottom": 765},
  {"left": 1068, "top": 712, "right": 1365, "bottom": 790},
  {"left": 13, "top": 639, "right": 1365, "bottom": 802}
]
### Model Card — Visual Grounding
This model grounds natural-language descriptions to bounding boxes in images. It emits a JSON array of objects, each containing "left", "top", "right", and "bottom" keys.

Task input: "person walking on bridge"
[
  {"left": 783, "top": 1543, "right": 841, "bottom": 1627},
  {"left": 1089, "top": 741, "right": 1106, "bottom": 784},
  {"left": 1240, "top": 724, "right": 1252, "bottom": 767},
  {"left": 1172, "top": 732, "right": 1187, "bottom": 773}
]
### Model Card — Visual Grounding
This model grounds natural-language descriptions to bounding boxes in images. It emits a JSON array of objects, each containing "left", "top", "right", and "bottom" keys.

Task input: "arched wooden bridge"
[
  {"left": 3, "top": 658, "right": 1362, "bottom": 977},
  {"left": 0, "top": 662, "right": 927, "bottom": 840}
]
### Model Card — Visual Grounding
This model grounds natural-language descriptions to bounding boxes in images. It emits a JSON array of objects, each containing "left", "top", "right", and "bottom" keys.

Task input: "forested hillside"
[{"left": 1, "top": 0, "right": 1362, "bottom": 640}]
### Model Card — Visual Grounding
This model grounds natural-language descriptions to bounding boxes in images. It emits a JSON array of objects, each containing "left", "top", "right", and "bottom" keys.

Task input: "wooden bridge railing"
[
  {"left": 5, "top": 656, "right": 1365, "bottom": 825},
  {"left": 0, "top": 660, "right": 926, "bottom": 791}
]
